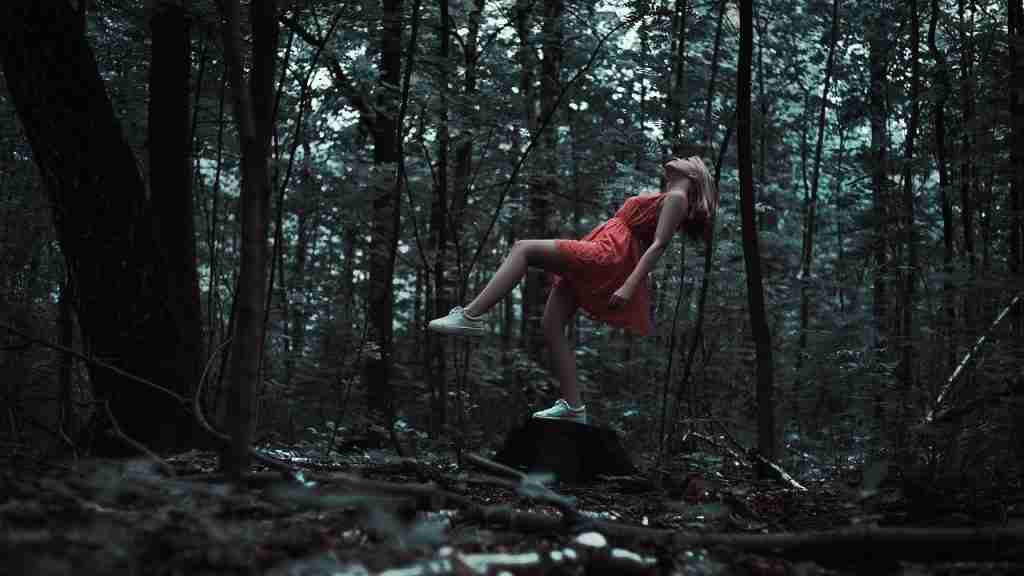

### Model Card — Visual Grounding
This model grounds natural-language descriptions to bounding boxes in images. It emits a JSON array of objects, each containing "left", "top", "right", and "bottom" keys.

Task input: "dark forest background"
[{"left": 1, "top": 0, "right": 1023, "bottom": 494}]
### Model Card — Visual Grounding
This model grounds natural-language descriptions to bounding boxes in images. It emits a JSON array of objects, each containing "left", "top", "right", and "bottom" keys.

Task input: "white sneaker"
[
  {"left": 427, "top": 306, "right": 487, "bottom": 336},
  {"left": 532, "top": 399, "right": 588, "bottom": 424}
]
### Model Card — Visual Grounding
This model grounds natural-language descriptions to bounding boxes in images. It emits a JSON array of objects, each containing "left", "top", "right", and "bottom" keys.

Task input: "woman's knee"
[
  {"left": 512, "top": 239, "right": 538, "bottom": 261},
  {"left": 515, "top": 239, "right": 556, "bottom": 267},
  {"left": 541, "top": 287, "right": 574, "bottom": 337}
]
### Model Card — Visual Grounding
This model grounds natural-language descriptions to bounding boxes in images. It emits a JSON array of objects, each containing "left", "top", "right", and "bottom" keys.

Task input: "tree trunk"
[
  {"left": 522, "top": 0, "right": 562, "bottom": 361},
  {"left": 364, "top": 0, "right": 404, "bottom": 420},
  {"left": 288, "top": 137, "right": 314, "bottom": 384},
  {"left": 1009, "top": 0, "right": 1024, "bottom": 467},
  {"left": 667, "top": 0, "right": 688, "bottom": 153},
  {"left": 738, "top": 0, "right": 775, "bottom": 473},
  {"left": 1012, "top": 0, "right": 1024, "bottom": 287},
  {"left": 219, "top": 0, "right": 278, "bottom": 479},
  {"left": 755, "top": 11, "right": 775, "bottom": 230},
  {"left": 958, "top": 0, "right": 976, "bottom": 267},
  {"left": 868, "top": 14, "right": 889, "bottom": 348},
  {"left": 453, "top": 0, "right": 483, "bottom": 245},
  {"left": 148, "top": 1, "right": 202, "bottom": 428},
  {"left": 429, "top": 0, "right": 452, "bottom": 432},
  {"left": 0, "top": 1, "right": 200, "bottom": 453},
  {"left": 515, "top": 0, "right": 535, "bottom": 349},
  {"left": 59, "top": 277, "right": 75, "bottom": 440},
  {"left": 703, "top": 0, "right": 727, "bottom": 151},
  {"left": 930, "top": 0, "right": 955, "bottom": 376},
  {"left": 797, "top": 0, "right": 839, "bottom": 424},
  {"left": 899, "top": 0, "right": 921, "bottom": 461}
]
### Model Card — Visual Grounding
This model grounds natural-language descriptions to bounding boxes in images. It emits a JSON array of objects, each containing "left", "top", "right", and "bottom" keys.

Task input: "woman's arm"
[{"left": 609, "top": 191, "right": 688, "bottom": 308}]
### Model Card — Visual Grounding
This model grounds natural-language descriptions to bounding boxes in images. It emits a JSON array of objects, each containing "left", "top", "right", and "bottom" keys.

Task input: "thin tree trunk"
[
  {"left": 1012, "top": 0, "right": 1024, "bottom": 288},
  {"left": 516, "top": 0, "right": 536, "bottom": 350},
  {"left": 756, "top": 11, "right": 774, "bottom": 230},
  {"left": 208, "top": 67, "right": 228, "bottom": 354},
  {"left": 59, "top": 277, "right": 75, "bottom": 440},
  {"left": 364, "top": 0, "right": 406, "bottom": 420},
  {"left": 523, "top": 0, "right": 562, "bottom": 362},
  {"left": 899, "top": 0, "right": 922, "bottom": 462},
  {"left": 1012, "top": 0, "right": 1024, "bottom": 466},
  {"left": 958, "top": 0, "right": 976, "bottom": 267},
  {"left": 667, "top": 0, "right": 688, "bottom": 152},
  {"left": 703, "top": 0, "right": 727, "bottom": 151},
  {"left": 930, "top": 0, "right": 955, "bottom": 378},
  {"left": 287, "top": 137, "right": 314, "bottom": 384},
  {"left": 219, "top": 0, "right": 277, "bottom": 479},
  {"left": 868, "top": 14, "right": 889, "bottom": 348},
  {"left": 797, "top": 0, "right": 840, "bottom": 426},
  {"left": 429, "top": 0, "right": 452, "bottom": 432},
  {"left": 738, "top": 0, "right": 775, "bottom": 474},
  {"left": 833, "top": 127, "right": 847, "bottom": 314}
]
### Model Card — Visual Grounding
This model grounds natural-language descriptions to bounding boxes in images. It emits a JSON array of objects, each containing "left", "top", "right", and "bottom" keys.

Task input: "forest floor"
[{"left": 2, "top": 427, "right": 1023, "bottom": 576}]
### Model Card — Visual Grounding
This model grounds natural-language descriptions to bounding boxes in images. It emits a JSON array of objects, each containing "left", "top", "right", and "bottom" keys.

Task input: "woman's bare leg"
[
  {"left": 463, "top": 239, "right": 567, "bottom": 317},
  {"left": 541, "top": 281, "right": 581, "bottom": 407}
]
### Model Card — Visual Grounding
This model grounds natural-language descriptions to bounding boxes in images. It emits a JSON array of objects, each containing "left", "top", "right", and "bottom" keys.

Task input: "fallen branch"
[
  {"left": 464, "top": 452, "right": 528, "bottom": 480},
  {"left": 687, "top": 431, "right": 748, "bottom": 464},
  {"left": 753, "top": 454, "right": 808, "bottom": 492},
  {"left": 924, "top": 292, "right": 1023, "bottom": 424}
]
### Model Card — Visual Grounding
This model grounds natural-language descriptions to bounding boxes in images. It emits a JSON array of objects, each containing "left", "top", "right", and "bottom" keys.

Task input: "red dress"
[{"left": 553, "top": 192, "right": 674, "bottom": 336}]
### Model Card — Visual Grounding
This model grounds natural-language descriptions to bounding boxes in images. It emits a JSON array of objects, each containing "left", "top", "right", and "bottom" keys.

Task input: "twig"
[{"left": 103, "top": 400, "right": 176, "bottom": 477}]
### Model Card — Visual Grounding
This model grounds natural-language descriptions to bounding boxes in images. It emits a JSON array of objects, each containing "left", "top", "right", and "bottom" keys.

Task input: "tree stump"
[{"left": 494, "top": 418, "right": 638, "bottom": 483}]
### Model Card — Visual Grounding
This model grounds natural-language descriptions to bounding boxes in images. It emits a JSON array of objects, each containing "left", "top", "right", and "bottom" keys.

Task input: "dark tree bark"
[
  {"left": 958, "top": 0, "right": 976, "bottom": 267},
  {"left": 868, "top": 14, "right": 889, "bottom": 347},
  {"left": 364, "top": 0, "right": 404, "bottom": 419},
  {"left": 755, "top": 10, "right": 775, "bottom": 230},
  {"left": 1009, "top": 0, "right": 1023, "bottom": 324},
  {"left": 898, "top": 0, "right": 922, "bottom": 460},
  {"left": 703, "top": 0, "right": 727, "bottom": 151},
  {"left": 930, "top": 0, "right": 955, "bottom": 371},
  {"left": 523, "top": 0, "right": 563, "bottom": 361},
  {"left": 515, "top": 0, "right": 536, "bottom": 347},
  {"left": 667, "top": 0, "right": 688, "bottom": 153},
  {"left": 453, "top": 0, "right": 483, "bottom": 242},
  {"left": 148, "top": 0, "right": 202, "bottom": 440},
  {"left": 287, "top": 136, "right": 315, "bottom": 384},
  {"left": 797, "top": 0, "right": 839, "bottom": 421},
  {"left": 218, "top": 0, "right": 278, "bottom": 479},
  {"left": 738, "top": 0, "right": 776, "bottom": 473},
  {"left": 59, "top": 277, "right": 75, "bottom": 440},
  {"left": 0, "top": 1, "right": 199, "bottom": 453},
  {"left": 428, "top": 0, "right": 452, "bottom": 432}
]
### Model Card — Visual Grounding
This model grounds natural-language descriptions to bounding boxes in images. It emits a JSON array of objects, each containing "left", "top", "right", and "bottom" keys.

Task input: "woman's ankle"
[{"left": 462, "top": 306, "right": 483, "bottom": 319}]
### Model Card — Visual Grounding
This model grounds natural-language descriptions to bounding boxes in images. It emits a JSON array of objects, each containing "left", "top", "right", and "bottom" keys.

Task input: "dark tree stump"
[{"left": 494, "top": 418, "right": 638, "bottom": 483}]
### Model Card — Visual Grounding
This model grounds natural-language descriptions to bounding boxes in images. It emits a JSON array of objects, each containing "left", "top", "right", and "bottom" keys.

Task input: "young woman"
[{"left": 428, "top": 157, "right": 719, "bottom": 424}]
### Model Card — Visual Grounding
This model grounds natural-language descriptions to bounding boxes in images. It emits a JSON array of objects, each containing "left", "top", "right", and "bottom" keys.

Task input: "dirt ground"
[{"left": 1, "top": 435, "right": 1022, "bottom": 576}]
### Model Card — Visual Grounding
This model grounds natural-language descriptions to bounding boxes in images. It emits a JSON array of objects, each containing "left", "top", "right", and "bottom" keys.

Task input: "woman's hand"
[{"left": 608, "top": 284, "right": 634, "bottom": 310}]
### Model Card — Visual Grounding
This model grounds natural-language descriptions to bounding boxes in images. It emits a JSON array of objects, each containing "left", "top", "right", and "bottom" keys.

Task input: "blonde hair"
[{"left": 664, "top": 156, "right": 719, "bottom": 241}]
